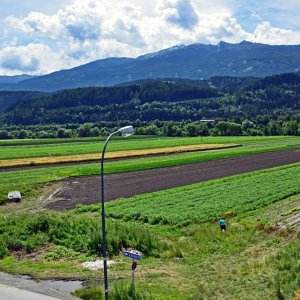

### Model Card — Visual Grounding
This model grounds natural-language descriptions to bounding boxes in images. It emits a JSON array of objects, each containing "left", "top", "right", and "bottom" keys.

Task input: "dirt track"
[{"left": 47, "top": 149, "right": 300, "bottom": 210}]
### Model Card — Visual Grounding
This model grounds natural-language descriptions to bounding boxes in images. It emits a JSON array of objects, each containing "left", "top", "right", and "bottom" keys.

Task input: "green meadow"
[
  {"left": 0, "top": 163, "right": 300, "bottom": 299},
  {"left": 0, "top": 136, "right": 299, "bottom": 299}
]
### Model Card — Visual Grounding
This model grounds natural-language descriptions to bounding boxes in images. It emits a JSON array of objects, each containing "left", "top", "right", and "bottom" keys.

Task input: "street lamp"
[{"left": 101, "top": 125, "right": 134, "bottom": 300}]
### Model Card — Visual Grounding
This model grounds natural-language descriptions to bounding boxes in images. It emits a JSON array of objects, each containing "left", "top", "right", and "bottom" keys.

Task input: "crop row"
[{"left": 75, "top": 163, "right": 300, "bottom": 226}]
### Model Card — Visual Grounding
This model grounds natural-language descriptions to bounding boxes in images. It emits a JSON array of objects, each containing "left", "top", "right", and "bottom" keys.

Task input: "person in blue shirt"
[{"left": 219, "top": 218, "right": 226, "bottom": 232}]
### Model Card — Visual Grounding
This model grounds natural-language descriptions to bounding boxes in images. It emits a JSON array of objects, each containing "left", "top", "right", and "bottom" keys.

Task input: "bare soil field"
[{"left": 46, "top": 148, "right": 300, "bottom": 210}]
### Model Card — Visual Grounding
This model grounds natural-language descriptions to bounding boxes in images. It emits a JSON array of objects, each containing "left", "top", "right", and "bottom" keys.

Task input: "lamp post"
[{"left": 101, "top": 125, "right": 134, "bottom": 300}]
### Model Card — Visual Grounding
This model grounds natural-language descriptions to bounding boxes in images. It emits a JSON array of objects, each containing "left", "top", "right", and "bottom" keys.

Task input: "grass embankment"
[
  {"left": 0, "top": 164, "right": 300, "bottom": 299},
  {"left": 0, "top": 144, "right": 238, "bottom": 168},
  {"left": 0, "top": 136, "right": 299, "bottom": 203}
]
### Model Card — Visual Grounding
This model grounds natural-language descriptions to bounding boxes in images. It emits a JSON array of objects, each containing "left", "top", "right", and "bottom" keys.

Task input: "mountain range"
[{"left": 1, "top": 41, "right": 300, "bottom": 92}]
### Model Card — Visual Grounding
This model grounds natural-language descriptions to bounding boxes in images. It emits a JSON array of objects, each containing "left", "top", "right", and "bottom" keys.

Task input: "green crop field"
[
  {"left": 0, "top": 136, "right": 299, "bottom": 160},
  {"left": 76, "top": 163, "right": 300, "bottom": 225},
  {"left": 0, "top": 135, "right": 155, "bottom": 147},
  {"left": 0, "top": 163, "right": 300, "bottom": 299},
  {"left": 0, "top": 136, "right": 299, "bottom": 203}
]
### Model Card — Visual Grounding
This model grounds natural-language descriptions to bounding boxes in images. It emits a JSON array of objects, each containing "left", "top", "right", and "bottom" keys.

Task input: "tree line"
[{"left": 0, "top": 118, "right": 299, "bottom": 140}]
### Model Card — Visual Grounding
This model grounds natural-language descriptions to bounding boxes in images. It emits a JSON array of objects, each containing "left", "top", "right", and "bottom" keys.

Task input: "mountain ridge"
[{"left": 1, "top": 41, "right": 300, "bottom": 92}]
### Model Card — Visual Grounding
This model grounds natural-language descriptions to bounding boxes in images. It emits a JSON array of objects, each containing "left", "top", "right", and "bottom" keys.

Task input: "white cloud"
[
  {"left": 6, "top": 13, "right": 63, "bottom": 39},
  {"left": 251, "top": 21, "right": 300, "bottom": 45},
  {"left": 0, "top": 43, "right": 65, "bottom": 75},
  {"left": 1, "top": 0, "right": 300, "bottom": 75},
  {"left": 157, "top": 0, "right": 199, "bottom": 30},
  {"left": 195, "top": 14, "right": 251, "bottom": 44}
]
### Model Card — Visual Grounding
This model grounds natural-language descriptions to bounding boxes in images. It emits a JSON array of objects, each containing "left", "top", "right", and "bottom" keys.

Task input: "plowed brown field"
[{"left": 47, "top": 148, "right": 300, "bottom": 210}]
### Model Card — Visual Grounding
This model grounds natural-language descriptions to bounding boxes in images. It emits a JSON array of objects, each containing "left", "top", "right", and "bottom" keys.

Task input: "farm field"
[
  {"left": 0, "top": 136, "right": 140, "bottom": 147},
  {"left": 104, "top": 163, "right": 300, "bottom": 225},
  {"left": 0, "top": 135, "right": 299, "bottom": 299},
  {"left": 46, "top": 149, "right": 300, "bottom": 210},
  {"left": 0, "top": 136, "right": 299, "bottom": 204},
  {"left": 0, "top": 163, "right": 300, "bottom": 299},
  {"left": 0, "top": 143, "right": 238, "bottom": 168},
  {"left": 0, "top": 136, "right": 298, "bottom": 161}
]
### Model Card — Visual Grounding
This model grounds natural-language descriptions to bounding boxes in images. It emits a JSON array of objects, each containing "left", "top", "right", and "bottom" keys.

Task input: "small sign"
[
  {"left": 123, "top": 250, "right": 142, "bottom": 261},
  {"left": 132, "top": 261, "right": 137, "bottom": 271}
]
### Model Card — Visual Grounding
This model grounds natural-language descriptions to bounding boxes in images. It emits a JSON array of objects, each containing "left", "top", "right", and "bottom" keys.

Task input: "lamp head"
[{"left": 118, "top": 125, "right": 134, "bottom": 137}]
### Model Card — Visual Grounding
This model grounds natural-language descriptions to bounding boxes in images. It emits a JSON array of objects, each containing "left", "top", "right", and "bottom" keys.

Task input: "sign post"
[
  {"left": 123, "top": 250, "right": 142, "bottom": 299},
  {"left": 131, "top": 259, "right": 137, "bottom": 297}
]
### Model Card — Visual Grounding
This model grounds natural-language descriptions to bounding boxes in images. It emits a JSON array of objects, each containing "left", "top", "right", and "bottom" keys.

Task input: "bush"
[
  {"left": 0, "top": 240, "right": 9, "bottom": 259},
  {"left": 0, "top": 212, "right": 167, "bottom": 258},
  {"left": 74, "top": 281, "right": 152, "bottom": 300},
  {"left": 22, "top": 233, "right": 48, "bottom": 253},
  {"left": 44, "top": 245, "right": 81, "bottom": 261}
]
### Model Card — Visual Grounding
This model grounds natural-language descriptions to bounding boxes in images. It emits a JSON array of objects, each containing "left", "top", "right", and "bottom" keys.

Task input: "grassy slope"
[{"left": 0, "top": 164, "right": 300, "bottom": 299}]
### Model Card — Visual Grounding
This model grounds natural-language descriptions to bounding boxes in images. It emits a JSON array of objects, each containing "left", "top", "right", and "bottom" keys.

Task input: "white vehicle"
[{"left": 7, "top": 191, "right": 22, "bottom": 202}]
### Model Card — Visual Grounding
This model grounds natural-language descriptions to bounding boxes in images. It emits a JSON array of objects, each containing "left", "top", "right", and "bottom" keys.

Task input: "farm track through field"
[{"left": 47, "top": 148, "right": 300, "bottom": 210}]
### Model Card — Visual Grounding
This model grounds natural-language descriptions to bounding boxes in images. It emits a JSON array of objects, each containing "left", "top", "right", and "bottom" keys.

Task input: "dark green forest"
[{"left": 0, "top": 73, "right": 299, "bottom": 138}]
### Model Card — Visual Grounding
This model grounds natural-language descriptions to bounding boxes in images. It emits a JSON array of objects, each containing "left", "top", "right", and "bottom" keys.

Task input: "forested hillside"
[
  {"left": 0, "top": 73, "right": 299, "bottom": 138},
  {"left": 1, "top": 81, "right": 219, "bottom": 125},
  {"left": 0, "top": 91, "right": 46, "bottom": 114}
]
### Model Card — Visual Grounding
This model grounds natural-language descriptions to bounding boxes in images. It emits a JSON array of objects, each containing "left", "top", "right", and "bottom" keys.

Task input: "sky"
[{"left": 0, "top": 0, "right": 300, "bottom": 76}]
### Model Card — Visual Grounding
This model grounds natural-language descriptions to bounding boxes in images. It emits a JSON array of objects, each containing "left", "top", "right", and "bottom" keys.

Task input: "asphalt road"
[
  {"left": 0, "top": 284, "right": 63, "bottom": 300},
  {"left": 0, "top": 272, "right": 80, "bottom": 300}
]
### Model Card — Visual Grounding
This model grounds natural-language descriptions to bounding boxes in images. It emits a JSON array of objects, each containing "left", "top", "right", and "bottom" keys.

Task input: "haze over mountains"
[{"left": 1, "top": 41, "right": 300, "bottom": 92}]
